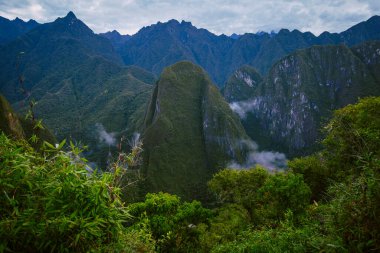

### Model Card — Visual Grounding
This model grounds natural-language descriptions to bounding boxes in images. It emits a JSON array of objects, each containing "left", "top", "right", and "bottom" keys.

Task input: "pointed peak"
[
  {"left": 27, "top": 19, "right": 38, "bottom": 24},
  {"left": 13, "top": 17, "right": 24, "bottom": 23},
  {"left": 65, "top": 11, "right": 77, "bottom": 19},
  {"left": 111, "top": 30, "right": 121, "bottom": 35}
]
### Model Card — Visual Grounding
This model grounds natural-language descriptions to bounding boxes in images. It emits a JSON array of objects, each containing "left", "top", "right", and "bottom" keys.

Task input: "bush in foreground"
[{"left": 0, "top": 133, "right": 154, "bottom": 252}]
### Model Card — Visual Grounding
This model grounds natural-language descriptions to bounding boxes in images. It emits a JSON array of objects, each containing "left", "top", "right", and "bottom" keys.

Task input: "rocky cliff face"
[
  {"left": 228, "top": 41, "right": 380, "bottom": 156},
  {"left": 142, "top": 61, "right": 249, "bottom": 200}
]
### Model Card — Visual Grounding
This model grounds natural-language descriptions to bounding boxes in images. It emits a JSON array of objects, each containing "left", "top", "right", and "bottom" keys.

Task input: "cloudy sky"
[{"left": 0, "top": 0, "right": 379, "bottom": 35}]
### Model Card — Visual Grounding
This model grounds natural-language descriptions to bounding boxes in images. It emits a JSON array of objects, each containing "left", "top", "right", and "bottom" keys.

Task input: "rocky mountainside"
[
  {"left": 227, "top": 41, "right": 380, "bottom": 156},
  {"left": 116, "top": 16, "right": 380, "bottom": 87},
  {"left": 0, "top": 16, "right": 39, "bottom": 45},
  {"left": 141, "top": 61, "right": 250, "bottom": 200}
]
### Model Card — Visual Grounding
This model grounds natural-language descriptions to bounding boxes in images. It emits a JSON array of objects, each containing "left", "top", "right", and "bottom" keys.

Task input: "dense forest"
[{"left": 1, "top": 97, "right": 379, "bottom": 252}]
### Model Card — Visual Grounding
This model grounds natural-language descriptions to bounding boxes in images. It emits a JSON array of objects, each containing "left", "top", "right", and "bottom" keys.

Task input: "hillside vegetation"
[{"left": 1, "top": 96, "right": 379, "bottom": 252}]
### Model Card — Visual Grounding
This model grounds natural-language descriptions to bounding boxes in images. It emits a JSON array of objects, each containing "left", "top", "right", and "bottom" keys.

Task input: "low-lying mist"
[
  {"left": 229, "top": 99, "right": 259, "bottom": 119},
  {"left": 228, "top": 139, "right": 287, "bottom": 170},
  {"left": 95, "top": 123, "right": 117, "bottom": 147},
  {"left": 228, "top": 101, "right": 287, "bottom": 170}
]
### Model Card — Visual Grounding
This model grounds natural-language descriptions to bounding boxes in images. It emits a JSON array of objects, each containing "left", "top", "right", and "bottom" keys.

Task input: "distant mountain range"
[
  {"left": 2, "top": 13, "right": 380, "bottom": 87},
  {"left": 113, "top": 15, "right": 380, "bottom": 86}
]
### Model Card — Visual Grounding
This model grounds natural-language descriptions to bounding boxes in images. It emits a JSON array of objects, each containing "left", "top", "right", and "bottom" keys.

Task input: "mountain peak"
[
  {"left": 167, "top": 19, "right": 180, "bottom": 25},
  {"left": 65, "top": 11, "right": 77, "bottom": 20}
]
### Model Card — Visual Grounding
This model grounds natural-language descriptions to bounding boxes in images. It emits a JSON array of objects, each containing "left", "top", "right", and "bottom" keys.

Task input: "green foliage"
[
  {"left": 257, "top": 171, "right": 311, "bottom": 222},
  {"left": 212, "top": 208, "right": 344, "bottom": 253},
  {"left": 323, "top": 96, "right": 380, "bottom": 175},
  {"left": 208, "top": 167, "right": 269, "bottom": 210},
  {"left": 288, "top": 154, "right": 331, "bottom": 201},
  {"left": 128, "top": 192, "right": 211, "bottom": 252},
  {"left": 209, "top": 166, "right": 311, "bottom": 225},
  {"left": 0, "top": 133, "right": 153, "bottom": 252},
  {"left": 197, "top": 204, "right": 250, "bottom": 252},
  {"left": 325, "top": 162, "right": 380, "bottom": 252}
]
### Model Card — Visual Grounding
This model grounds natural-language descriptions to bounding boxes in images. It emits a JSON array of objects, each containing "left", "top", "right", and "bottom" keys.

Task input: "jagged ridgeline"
[
  {"left": 225, "top": 41, "right": 380, "bottom": 156},
  {"left": 141, "top": 61, "right": 250, "bottom": 200}
]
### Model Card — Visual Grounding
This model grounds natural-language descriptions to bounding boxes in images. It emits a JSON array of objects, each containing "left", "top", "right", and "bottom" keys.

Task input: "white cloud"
[{"left": 0, "top": 0, "right": 378, "bottom": 35}]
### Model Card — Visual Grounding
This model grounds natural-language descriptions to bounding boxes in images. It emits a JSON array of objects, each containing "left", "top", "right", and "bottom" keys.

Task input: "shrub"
[{"left": 0, "top": 133, "right": 154, "bottom": 252}]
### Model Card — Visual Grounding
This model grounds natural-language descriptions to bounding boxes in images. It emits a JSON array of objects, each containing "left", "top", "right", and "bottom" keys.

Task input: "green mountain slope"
[
  {"left": 227, "top": 41, "right": 380, "bottom": 156},
  {"left": 0, "top": 12, "right": 155, "bottom": 166},
  {"left": 141, "top": 61, "right": 249, "bottom": 200}
]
